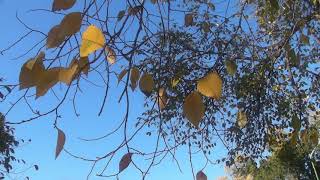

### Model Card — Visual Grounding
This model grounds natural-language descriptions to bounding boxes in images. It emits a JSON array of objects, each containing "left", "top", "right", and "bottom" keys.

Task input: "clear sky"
[{"left": 0, "top": 0, "right": 228, "bottom": 179}]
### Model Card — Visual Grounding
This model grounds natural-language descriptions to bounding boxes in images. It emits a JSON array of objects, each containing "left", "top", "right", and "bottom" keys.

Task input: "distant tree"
[{"left": 0, "top": 0, "right": 319, "bottom": 179}]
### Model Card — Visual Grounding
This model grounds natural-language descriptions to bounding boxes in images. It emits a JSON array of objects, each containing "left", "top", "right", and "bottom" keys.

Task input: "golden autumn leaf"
[
  {"left": 19, "top": 52, "right": 45, "bottom": 90},
  {"left": 118, "top": 69, "right": 128, "bottom": 84},
  {"left": 36, "top": 68, "right": 60, "bottom": 98},
  {"left": 139, "top": 73, "right": 154, "bottom": 96},
  {"left": 105, "top": 46, "right": 116, "bottom": 64},
  {"left": 58, "top": 62, "right": 79, "bottom": 85},
  {"left": 46, "top": 25, "right": 65, "bottom": 49},
  {"left": 80, "top": 25, "right": 105, "bottom": 57},
  {"left": 55, "top": 128, "right": 66, "bottom": 159},
  {"left": 237, "top": 110, "right": 247, "bottom": 128},
  {"left": 60, "top": 12, "right": 82, "bottom": 37},
  {"left": 52, "top": 0, "right": 76, "bottom": 11},
  {"left": 197, "top": 71, "right": 222, "bottom": 100},
  {"left": 183, "top": 91, "right": 205, "bottom": 127},
  {"left": 130, "top": 67, "right": 140, "bottom": 91},
  {"left": 157, "top": 88, "right": 167, "bottom": 110}
]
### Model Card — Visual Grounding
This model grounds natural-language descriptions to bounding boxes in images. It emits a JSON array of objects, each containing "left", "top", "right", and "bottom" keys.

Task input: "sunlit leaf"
[
  {"left": 130, "top": 67, "right": 140, "bottom": 91},
  {"left": 158, "top": 88, "right": 167, "bottom": 110},
  {"left": 139, "top": 73, "right": 154, "bottom": 96},
  {"left": 237, "top": 110, "right": 247, "bottom": 128},
  {"left": 196, "top": 171, "right": 207, "bottom": 180},
  {"left": 46, "top": 25, "right": 65, "bottom": 49},
  {"left": 80, "top": 25, "right": 105, "bottom": 57},
  {"left": 118, "top": 69, "right": 128, "bottom": 84},
  {"left": 52, "top": 0, "right": 76, "bottom": 11},
  {"left": 183, "top": 91, "right": 205, "bottom": 127},
  {"left": 55, "top": 128, "right": 66, "bottom": 159},
  {"left": 60, "top": 12, "right": 82, "bottom": 37},
  {"left": 119, "top": 153, "right": 132, "bottom": 173},
  {"left": 105, "top": 46, "right": 116, "bottom": 64},
  {"left": 58, "top": 62, "right": 79, "bottom": 85},
  {"left": 197, "top": 71, "right": 222, "bottom": 100}
]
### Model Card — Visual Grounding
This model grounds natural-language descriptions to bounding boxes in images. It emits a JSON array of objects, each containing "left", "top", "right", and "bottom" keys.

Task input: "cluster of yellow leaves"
[
  {"left": 183, "top": 71, "right": 223, "bottom": 127},
  {"left": 19, "top": 52, "right": 88, "bottom": 98}
]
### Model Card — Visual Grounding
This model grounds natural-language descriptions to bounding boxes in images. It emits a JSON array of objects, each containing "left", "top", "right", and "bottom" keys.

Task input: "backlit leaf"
[
  {"left": 58, "top": 62, "right": 79, "bottom": 85},
  {"left": 80, "top": 25, "right": 105, "bottom": 57},
  {"left": 183, "top": 91, "right": 205, "bottom": 127},
  {"left": 225, "top": 60, "right": 237, "bottom": 75},
  {"left": 237, "top": 110, "right": 247, "bottom": 128},
  {"left": 46, "top": 25, "right": 65, "bottom": 49},
  {"left": 36, "top": 68, "right": 59, "bottom": 98},
  {"left": 196, "top": 171, "right": 207, "bottom": 180},
  {"left": 55, "top": 128, "right": 66, "bottom": 159},
  {"left": 130, "top": 67, "right": 140, "bottom": 91},
  {"left": 105, "top": 46, "right": 116, "bottom": 64},
  {"left": 185, "top": 13, "right": 193, "bottom": 27},
  {"left": 139, "top": 73, "right": 154, "bottom": 96},
  {"left": 60, "top": 12, "right": 82, "bottom": 37},
  {"left": 158, "top": 88, "right": 167, "bottom": 110},
  {"left": 52, "top": 0, "right": 76, "bottom": 11},
  {"left": 197, "top": 71, "right": 222, "bottom": 100},
  {"left": 119, "top": 153, "right": 132, "bottom": 173},
  {"left": 118, "top": 69, "right": 127, "bottom": 84}
]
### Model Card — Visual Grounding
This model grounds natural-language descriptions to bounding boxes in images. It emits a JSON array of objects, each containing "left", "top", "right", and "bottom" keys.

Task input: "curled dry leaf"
[
  {"left": 119, "top": 153, "right": 132, "bottom": 173},
  {"left": 130, "top": 67, "right": 140, "bottom": 91},
  {"left": 158, "top": 88, "right": 167, "bottom": 110},
  {"left": 105, "top": 46, "right": 116, "bottom": 64},
  {"left": 196, "top": 171, "right": 207, "bottom": 180},
  {"left": 60, "top": 12, "right": 82, "bottom": 37},
  {"left": 139, "top": 73, "right": 154, "bottom": 96},
  {"left": 55, "top": 128, "right": 66, "bottom": 159},
  {"left": 52, "top": 0, "right": 76, "bottom": 11},
  {"left": 46, "top": 25, "right": 65, "bottom": 49},
  {"left": 183, "top": 91, "right": 205, "bottom": 127},
  {"left": 80, "top": 25, "right": 105, "bottom": 57},
  {"left": 118, "top": 69, "right": 128, "bottom": 84},
  {"left": 197, "top": 71, "right": 222, "bottom": 100}
]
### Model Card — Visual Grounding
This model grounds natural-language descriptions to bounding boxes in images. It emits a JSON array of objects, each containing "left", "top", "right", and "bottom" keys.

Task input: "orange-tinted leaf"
[
  {"left": 52, "top": 0, "right": 76, "bottom": 11},
  {"left": 55, "top": 128, "right": 66, "bottom": 159},
  {"left": 119, "top": 153, "right": 132, "bottom": 173},
  {"left": 60, "top": 12, "right": 82, "bottom": 37}
]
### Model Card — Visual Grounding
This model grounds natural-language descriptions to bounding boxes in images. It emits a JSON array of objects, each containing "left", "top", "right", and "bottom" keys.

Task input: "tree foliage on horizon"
[{"left": 0, "top": 0, "right": 319, "bottom": 179}]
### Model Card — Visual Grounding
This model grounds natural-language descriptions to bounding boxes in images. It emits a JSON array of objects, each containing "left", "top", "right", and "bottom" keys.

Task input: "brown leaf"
[
  {"left": 196, "top": 171, "right": 207, "bottom": 180},
  {"left": 118, "top": 69, "right": 128, "bottom": 84},
  {"left": 105, "top": 46, "right": 116, "bottom": 64},
  {"left": 55, "top": 128, "right": 66, "bottom": 159},
  {"left": 60, "top": 12, "right": 82, "bottom": 37},
  {"left": 119, "top": 153, "right": 132, "bottom": 173},
  {"left": 139, "top": 73, "right": 154, "bottom": 96},
  {"left": 52, "top": 0, "right": 76, "bottom": 11},
  {"left": 46, "top": 25, "right": 65, "bottom": 49},
  {"left": 78, "top": 57, "right": 90, "bottom": 76},
  {"left": 36, "top": 68, "right": 60, "bottom": 98},
  {"left": 185, "top": 13, "right": 193, "bottom": 27},
  {"left": 130, "top": 67, "right": 140, "bottom": 91},
  {"left": 157, "top": 88, "right": 167, "bottom": 110},
  {"left": 183, "top": 91, "right": 205, "bottom": 127}
]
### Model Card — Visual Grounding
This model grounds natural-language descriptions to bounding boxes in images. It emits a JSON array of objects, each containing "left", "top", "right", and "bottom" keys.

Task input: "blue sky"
[{"left": 0, "top": 0, "right": 228, "bottom": 179}]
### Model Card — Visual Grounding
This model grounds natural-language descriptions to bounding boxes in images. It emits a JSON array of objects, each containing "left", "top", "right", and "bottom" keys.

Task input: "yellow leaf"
[
  {"left": 197, "top": 71, "right": 222, "bottom": 99},
  {"left": 185, "top": 13, "right": 193, "bottom": 27},
  {"left": 52, "top": 0, "right": 76, "bottom": 11},
  {"left": 237, "top": 110, "right": 247, "bottom": 128},
  {"left": 171, "top": 77, "right": 180, "bottom": 88},
  {"left": 139, "top": 73, "right": 154, "bottom": 96},
  {"left": 118, "top": 69, "right": 127, "bottom": 84},
  {"left": 46, "top": 25, "right": 65, "bottom": 49},
  {"left": 19, "top": 52, "right": 45, "bottom": 90},
  {"left": 183, "top": 91, "right": 205, "bottom": 127},
  {"left": 157, "top": 88, "right": 167, "bottom": 110},
  {"left": 80, "top": 25, "right": 105, "bottom": 57},
  {"left": 130, "top": 67, "right": 140, "bottom": 91},
  {"left": 58, "top": 62, "right": 79, "bottom": 85},
  {"left": 36, "top": 68, "right": 60, "bottom": 98},
  {"left": 60, "top": 12, "right": 82, "bottom": 37},
  {"left": 78, "top": 57, "right": 90, "bottom": 76},
  {"left": 105, "top": 46, "right": 116, "bottom": 64}
]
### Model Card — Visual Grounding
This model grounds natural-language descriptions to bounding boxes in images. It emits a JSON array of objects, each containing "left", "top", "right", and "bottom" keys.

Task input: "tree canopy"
[{"left": 0, "top": 0, "right": 319, "bottom": 179}]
